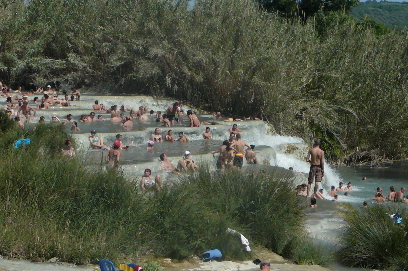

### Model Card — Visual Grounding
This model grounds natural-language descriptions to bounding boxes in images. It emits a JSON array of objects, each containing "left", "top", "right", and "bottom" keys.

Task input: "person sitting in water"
[
  {"left": 245, "top": 145, "right": 259, "bottom": 164},
  {"left": 202, "top": 127, "right": 212, "bottom": 139},
  {"left": 187, "top": 110, "right": 200, "bottom": 127},
  {"left": 146, "top": 140, "right": 154, "bottom": 151},
  {"left": 177, "top": 151, "right": 198, "bottom": 172},
  {"left": 388, "top": 186, "right": 396, "bottom": 201},
  {"left": 375, "top": 187, "right": 384, "bottom": 198},
  {"left": 344, "top": 192, "right": 350, "bottom": 197},
  {"left": 151, "top": 128, "right": 163, "bottom": 142},
  {"left": 177, "top": 132, "right": 190, "bottom": 142},
  {"left": 229, "top": 123, "right": 242, "bottom": 133},
  {"left": 138, "top": 108, "right": 148, "bottom": 121},
  {"left": 96, "top": 115, "right": 104, "bottom": 121},
  {"left": 140, "top": 168, "right": 162, "bottom": 190},
  {"left": 336, "top": 182, "right": 344, "bottom": 192},
  {"left": 71, "top": 121, "right": 80, "bottom": 131},
  {"left": 159, "top": 153, "right": 180, "bottom": 174},
  {"left": 395, "top": 187, "right": 406, "bottom": 202},
  {"left": 332, "top": 195, "right": 339, "bottom": 202},
  {"left": 110, "top": 112, "right": 122, "bottom": 122},
  {"left": 156, "top": 111, "right": 163, "bottom": 122},
  {"left": 328, "top": 186, "right": 337, "bottom": 197},
  {"left": 296, "top": 184, "right": 307, "bottom": 197},
  {"left": 89, "top": 130, "right": 109, "bottom": 150},
  {"left": 313, "top": 188, "right": 326, "bottom": 199},
  {"left": 115, "top": 134, "right": 129, "bottom": 150},
  {"left": 62, "top": 139, "right": 76, "bottom": 157},
  {"left": 372, "top": 192, "right": 386, "bottom": 203},
  {"left": 121, "top": 116, "right": 133, "bottom": 130},
  {"left": 162, "top": 114, "right": 171, "bottom": 127},
  {"left": 106, "top": 141, "right": 121, "bottom": 171},
  {"left": 92, "top": 100, "right": 100, "bottom": 111},
  {"left": 344, "top": 182, "right": 352, "bottom": 191},
  {"left": 165, "top": 130, "right": 176, "bottom": 142}
]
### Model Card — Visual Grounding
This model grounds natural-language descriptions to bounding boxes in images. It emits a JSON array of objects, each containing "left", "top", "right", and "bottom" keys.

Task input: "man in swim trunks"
[
  {"left": 230, "top": 133, "right": 251, "bottom": 169},
  {"left": 106, "top": 141, "right": 121, "bottom": 171},
  {"left": 306, "top": 140, "right": 325, "bottom": 197},
  {"left": 202, "top": 127, "right": 212, "bottom": 139},
  {"left": 166, "top": 102, "right": 181, "bottom": 125}
]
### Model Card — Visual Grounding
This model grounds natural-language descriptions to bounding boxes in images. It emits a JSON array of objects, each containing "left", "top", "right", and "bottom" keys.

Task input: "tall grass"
[
  {"left": 338, "top": 203, "right": 408, "bottom": 270},
  {"left": 0, "top": 115, "right": 331, "bottom": 265}
]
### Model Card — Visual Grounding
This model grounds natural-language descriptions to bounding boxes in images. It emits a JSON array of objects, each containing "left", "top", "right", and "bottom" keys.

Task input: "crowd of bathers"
[{"left": 3, "top": 84, "right": 263, "bottom": 191}]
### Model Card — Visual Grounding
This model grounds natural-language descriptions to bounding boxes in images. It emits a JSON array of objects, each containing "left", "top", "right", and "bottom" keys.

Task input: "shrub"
[{"left": 338, "top": 204, "right": 408, "bottom": 270}]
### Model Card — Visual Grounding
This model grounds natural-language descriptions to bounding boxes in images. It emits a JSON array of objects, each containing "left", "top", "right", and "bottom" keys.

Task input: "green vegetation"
[
  {"left": 351, "top": 1, "right": 408, "bottom": 30},
  {"left": 338, "top": 203, "right": 408, "bottom": 270},
  {"left": 0, "top": 113, "right": 331, "bottom": 266},
  {"left": 0, "top": 0, "right": 407, "bottom": 162}
]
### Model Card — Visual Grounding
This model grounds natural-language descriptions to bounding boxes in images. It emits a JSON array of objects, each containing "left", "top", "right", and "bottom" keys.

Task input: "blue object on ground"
[
  {"left": 99, "top": 259, "right": 116, "bottom": 271},
  {"left": 202, "top": 249, "right": 222, "bottom": 261},
  {"left": 14, "top": 138, "right": 31, "bottom": 149}
]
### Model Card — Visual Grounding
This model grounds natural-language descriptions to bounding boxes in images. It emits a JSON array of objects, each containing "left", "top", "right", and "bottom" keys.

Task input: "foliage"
[
  {"left": 258, "top": 0, "right": 359, "bottom": 22},
  {"left": 351, "top": 1, "right": 408, "bottom": 30},
  {"left": 0, "top": 0, "right": 407, "bottom": 163},
  {"left": 0, "top": 122, "right": 331, "bottom": 265},
  {"left": 338, "top": 204, "right": 408, "bottom": 270}
]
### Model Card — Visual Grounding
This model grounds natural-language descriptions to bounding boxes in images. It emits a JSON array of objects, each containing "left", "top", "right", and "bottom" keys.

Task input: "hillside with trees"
[
  {"left": 351, "top": 1, "right": 408, "bottom": 29},
  {"left": 0, "top": 0, "right": 407, "bottom": 163}
]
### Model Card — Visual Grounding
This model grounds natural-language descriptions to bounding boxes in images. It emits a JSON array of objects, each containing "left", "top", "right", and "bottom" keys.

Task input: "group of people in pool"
[{"left": 371, "top": 186, "right": 407, "bottom": 203}]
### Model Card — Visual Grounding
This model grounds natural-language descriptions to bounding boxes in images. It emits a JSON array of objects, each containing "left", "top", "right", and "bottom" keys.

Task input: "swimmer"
[
  {"left": 296, "top": 184, "right": 307, "bottom": 197},
  {"left": 328, "top": 186, "right": 337, "bottom": 197},
  {"left": 147, "top": 140, "right": 154, "bottom": 151},
  {"left": 187, "top": 110, "right": 200, "bottom": 127},
  {"left": 372, "top": 193, "right": 386, "bottom": 203},
  {"left": 314, "top": 188, "right": 326, "bottom": 199},
  {"left": 228, "top": 132, "right": 236, "bottom": 144},
  {"left": 87, "top": 112, "right": 96, "bottom": 122},
  {"left": 336, "top": 182, "right": 344, "bottom": 192},
  {"left": 332, "top": 195, "right": 338, "bottom": 202},
  {"left": 211, "top": 140, "right": 229, "bottom": 170},
  {"left": 166, "top": 102, "right": 181, "bottom": 125},
  {"left": 89, "top": 130, "right": 109, "bottom": 150},
  {"left": 162, "top": 114, "right": 171, "bottom": 127},
  {"left": 230, "top": 133, "right": 251, "bottom": 169},
  {"left": 344, "top": 182, "right": 352, "bottom": 191},
  {"left": 115, "top": 134, "right": 129, "bottom": 150},
  {"left": 245, "top": 144, "right": 258, "bottom": 164},
  {"left": 177, "top": 151, "right": 198, "bottom": 171},
  {"left": 388, "top": 186, "right": 396, "bottom": 201},
  {"left": 71, "top": 121, "right": 80, "bottom": 131},
  {"left": 121, "top": 116, "right": 133, "bottom": 130},
  {"left": 151, "top": 128, "right": 163, "bottom": 142},
  {"left": 140, "top": 169, "right": 162, "bottom": 190},
  {"left": 165, "top": 130, "right": 176, "bottom": 142},
  {"left": 106, "top": 141, "right": 121, "bottom": 171},
  {"left": 344, "top": 192, "right": 350, "bottom": 197},
  {"left": 177, "top": 132, "right": 190, "bottom": 142},
  {"left": 159, "top": 153, "right": 180, "bottom": 174},
  {"left": 229, "top": 123, "right": 242, "bottom": 133},
  {"left": 395, "top": 187, "right": 406, "bottom": 202},
  {"left": 202, "top": 127, "right": 212, "bottom": 139},
  {"left": 62, "top": 139, "right": 76, "bottom": 157},
  {"left": 92, "top": 100, "right": 100, "bottom": 111}
]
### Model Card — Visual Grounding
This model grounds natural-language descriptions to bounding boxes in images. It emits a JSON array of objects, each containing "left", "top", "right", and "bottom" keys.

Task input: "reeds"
[{"left": 338, "top": 203, "right": 408, "bottom": 270}]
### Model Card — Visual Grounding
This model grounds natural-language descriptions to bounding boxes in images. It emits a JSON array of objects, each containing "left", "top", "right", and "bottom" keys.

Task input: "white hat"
[
  {"left": 47, "top": 85, "right": 51, "bottom": 88},
  {"left": 184, "top": 151, "right": 191, "bottom": 156}
]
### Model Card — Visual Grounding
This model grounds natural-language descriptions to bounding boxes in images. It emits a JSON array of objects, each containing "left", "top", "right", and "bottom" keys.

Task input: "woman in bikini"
[
  {"left": 151, "top": 128, "right": 163, "bottom": 142},
  {"left": 187, "top": 110, "right": 200, "bottom": 127},
  {"left": 106, "top": 141, "right": 121, "bottom": 171},
  {"left": 140, "top": 169, "right": 162, "bottom": 190}
]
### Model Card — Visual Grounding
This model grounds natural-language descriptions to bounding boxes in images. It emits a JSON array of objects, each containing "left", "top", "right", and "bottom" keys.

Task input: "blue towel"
[
  {"left": 14, "top": 138, "right": 31, "bottom": 149},
  {"left": 202, "top": 249, "right": 222, "bottom": 261}
]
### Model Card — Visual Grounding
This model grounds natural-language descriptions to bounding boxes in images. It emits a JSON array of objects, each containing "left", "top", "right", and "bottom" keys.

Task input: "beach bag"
[{"left": 202, "top": 249, "right": 222, "bottom": 261}]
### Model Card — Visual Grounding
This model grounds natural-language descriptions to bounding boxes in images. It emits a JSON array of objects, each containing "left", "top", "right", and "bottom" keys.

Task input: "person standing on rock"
[{"left": 306, "top": 140, "right": 325, "bottom": 197}]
